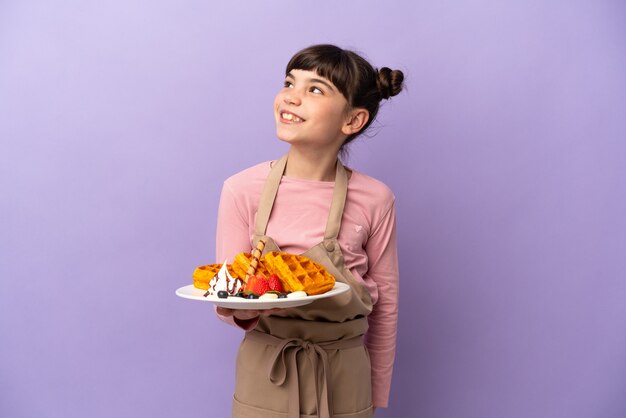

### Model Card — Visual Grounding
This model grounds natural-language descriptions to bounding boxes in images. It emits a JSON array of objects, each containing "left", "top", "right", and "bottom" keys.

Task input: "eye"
[
  {"left": 310, "top": 86, "right": 323, "bottom": 94},
  {"left": 283, "top": 80, "right": 293, "bottom": 88}
]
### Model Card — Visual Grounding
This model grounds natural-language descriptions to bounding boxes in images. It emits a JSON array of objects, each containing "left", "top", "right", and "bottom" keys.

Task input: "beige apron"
[{"left": 232, "top": 155, "right": 374, "bottom": 418}]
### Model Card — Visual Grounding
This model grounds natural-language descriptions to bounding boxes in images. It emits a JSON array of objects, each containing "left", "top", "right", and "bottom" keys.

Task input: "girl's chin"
[
  {"left": 276, "top": 131, "right": 344, "bottom": 150},
  {"left": 276, "top": 136, "right": 313, "bottom": 149},
  {"left": 275, "top": 131, "right": 301, "bottom": 143},
  {"left": 276, "top": 135, "right": 317, "bottom": 146}
]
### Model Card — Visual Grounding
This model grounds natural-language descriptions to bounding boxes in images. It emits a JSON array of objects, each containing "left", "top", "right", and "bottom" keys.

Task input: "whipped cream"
[
  {"left": 206, "top": 261, "right": 244, "bottom": 296},
  {"left": 286, "top": 290, "right": 307, "bottom": 299}
]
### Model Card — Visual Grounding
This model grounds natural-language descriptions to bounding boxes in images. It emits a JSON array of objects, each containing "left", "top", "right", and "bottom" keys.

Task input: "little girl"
[{"left": 215, "top": 44, "right": 404, "bottom": 418}]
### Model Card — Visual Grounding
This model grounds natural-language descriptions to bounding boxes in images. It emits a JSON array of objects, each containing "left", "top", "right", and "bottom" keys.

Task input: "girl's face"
[{"left": 274, "top": 69, "right": 351, "bottom": 152}]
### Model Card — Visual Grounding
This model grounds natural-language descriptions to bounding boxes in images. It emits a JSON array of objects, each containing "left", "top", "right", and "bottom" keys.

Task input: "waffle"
[
  {"left": 193, "top": 264, "right": 238, "bottom": 290},
  {"left": 193, "top": 264, "right": 222, "bottom": 290},
  {"left": 263, "top": 251, "right": 335, "bottom": 295},
  {"left": 231, "top": 252, "right": 270, "bottom": 280}
]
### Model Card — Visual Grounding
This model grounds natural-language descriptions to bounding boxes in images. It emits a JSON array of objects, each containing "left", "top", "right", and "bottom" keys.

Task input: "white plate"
[{"left": 175, "top": 282, "right": 350, "bottom": 310}]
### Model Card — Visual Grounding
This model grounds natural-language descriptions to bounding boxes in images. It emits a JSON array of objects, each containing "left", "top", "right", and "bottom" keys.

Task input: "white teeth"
[{"left": 281, "top": 112, "right": 302, "bottom": 122}]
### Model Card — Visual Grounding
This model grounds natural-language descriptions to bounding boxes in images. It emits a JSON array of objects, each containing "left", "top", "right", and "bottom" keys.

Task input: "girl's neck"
[{"left": 284, "top": 147, "right": 340, "bottom": 181}]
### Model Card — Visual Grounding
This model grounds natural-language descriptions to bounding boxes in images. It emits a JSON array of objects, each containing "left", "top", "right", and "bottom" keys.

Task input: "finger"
[
  {"left": 216, "top": 307, "right": 234, "bottom": 317},
  {"left": 233, "top": 309, "right": 261, "bottom": 320}
]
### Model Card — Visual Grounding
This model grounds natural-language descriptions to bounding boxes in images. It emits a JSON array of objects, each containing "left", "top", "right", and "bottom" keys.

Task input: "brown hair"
[{"left": 286, "top": 44, "right": 404, "bottom": 148}]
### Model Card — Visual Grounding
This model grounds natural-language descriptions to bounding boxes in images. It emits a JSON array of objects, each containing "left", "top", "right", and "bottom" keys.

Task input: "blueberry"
[
  {"left": 246, "top": 293, "right": 259, "bottom": 299},
  {"left": 217, "top": 290, "right": 229, "bottom": 299},
  {"left": 278, "top": 293, "right": 288, "bottom": 299}
]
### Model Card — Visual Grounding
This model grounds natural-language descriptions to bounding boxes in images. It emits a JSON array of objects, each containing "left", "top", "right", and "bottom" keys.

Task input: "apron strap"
[
  {"left": 324, "top": 160, "right": 348, "bottom": 241},
  {"left": 254, "top": 154, "right": 350, "bottom": 242},
  {"left": 254, "top": 155, "right": 288, "bottom": 237}
]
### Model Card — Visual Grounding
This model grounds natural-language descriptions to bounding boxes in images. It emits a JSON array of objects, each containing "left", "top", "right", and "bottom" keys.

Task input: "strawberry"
[
  {"left": 245, "top": 274, "right": 270, "bottom": 295},
  {"left": 251, "top": 277, "right": 270, "bottom": 296},
  {"left": 267, "top": 274, "right": 284, "bottom": 293},
  {"left": 244, "top": 275, "right": 259, "bottom": 293}
]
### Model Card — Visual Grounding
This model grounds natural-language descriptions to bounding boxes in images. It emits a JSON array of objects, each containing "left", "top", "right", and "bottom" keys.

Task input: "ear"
[{"left": 341, "top": 108, "right": 369, "bottom": 136}]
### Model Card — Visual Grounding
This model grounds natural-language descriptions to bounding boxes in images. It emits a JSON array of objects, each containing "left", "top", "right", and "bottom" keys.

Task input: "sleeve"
[
  {"left": 214, "top": 181, "right": 260, "bottom": 330},
  {"left": 363, "top": 200, "right": 399, "bottom": 408},
  {"left": 215, "top": 181, "right": 252, "bottom": 264}
]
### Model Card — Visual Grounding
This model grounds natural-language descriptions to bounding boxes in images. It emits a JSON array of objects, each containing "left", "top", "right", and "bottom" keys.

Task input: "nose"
[{"left": 283, "top": 88, "right": 302, "bottom": 106}]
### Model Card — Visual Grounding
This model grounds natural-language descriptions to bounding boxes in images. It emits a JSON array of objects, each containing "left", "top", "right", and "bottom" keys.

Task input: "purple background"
[{"left": 1, "top": 1, "right": 625, "bottom": 417}]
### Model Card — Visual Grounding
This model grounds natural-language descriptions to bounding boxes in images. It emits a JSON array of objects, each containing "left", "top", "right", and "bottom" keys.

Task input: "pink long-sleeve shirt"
[{"left": 215, "top": 160, "right": 399, "bottom": 408}]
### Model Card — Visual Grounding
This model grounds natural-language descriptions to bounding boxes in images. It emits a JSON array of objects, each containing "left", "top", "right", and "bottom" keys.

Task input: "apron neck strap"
[
  {"left": 254, "top": 155, "right": 288, "bottom": 237},
  {"left": 254, "top": 154, "right": 348, "bottom": 241},
  {"left": 325, "top": 159, "right": 348, "bottom": 241}
]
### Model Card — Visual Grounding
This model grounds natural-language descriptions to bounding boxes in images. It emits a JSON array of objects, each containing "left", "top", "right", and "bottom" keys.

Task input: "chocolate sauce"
[{"left": 204, "top": 271, "right": 244, "bottom": 297}]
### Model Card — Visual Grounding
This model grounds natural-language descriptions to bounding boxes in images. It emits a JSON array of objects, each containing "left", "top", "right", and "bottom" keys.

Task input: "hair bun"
[{"left": 376, "top": 67, "right": 404, "bottom": 100}]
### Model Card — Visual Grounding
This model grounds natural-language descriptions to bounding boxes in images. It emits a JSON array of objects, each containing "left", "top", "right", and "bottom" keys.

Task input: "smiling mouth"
[{"left": 280, "top": 112, "right": 304, "bottom": 123}]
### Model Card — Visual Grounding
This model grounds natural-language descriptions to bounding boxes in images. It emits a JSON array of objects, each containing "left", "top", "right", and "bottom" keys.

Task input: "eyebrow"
[{"left": 286, "top": 72, "right": 336, "bottom": 92}]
